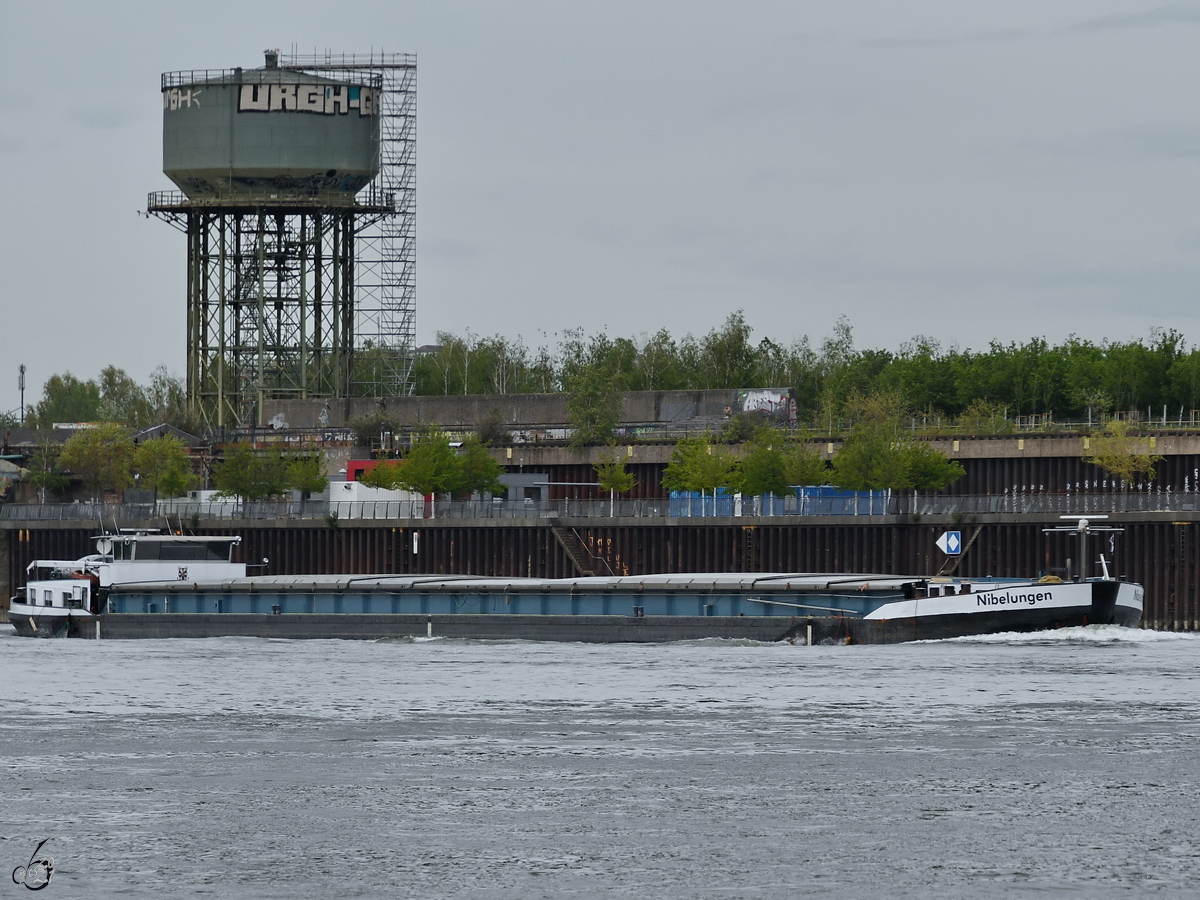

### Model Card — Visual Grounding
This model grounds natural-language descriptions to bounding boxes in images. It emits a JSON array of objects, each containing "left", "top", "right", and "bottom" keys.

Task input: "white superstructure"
[{"left": 8, "top": 532, "right": 245, "bottom": 637}]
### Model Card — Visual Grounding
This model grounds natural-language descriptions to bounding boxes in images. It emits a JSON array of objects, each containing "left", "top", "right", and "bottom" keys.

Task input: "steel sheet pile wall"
[
  {"left": 943, "top": 453, "right": 1200, "bottom": 496},
  {"left": 5, "top": 520, "right": 1195, "bottom": 630},
  {"left": 521, "top": 452, "right": 1200, "bottom": 501}
]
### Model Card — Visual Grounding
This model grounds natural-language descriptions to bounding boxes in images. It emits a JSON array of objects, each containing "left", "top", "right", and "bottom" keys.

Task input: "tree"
[
  {"left": 696, "top": 311, "right": 758, "bottom": 388},
  {"left": 350, "top": 410, "right": 401, "bottom": 451},
  {"left": 98, "top": 366, "right": 154, "bottom": 426},
  {"left": 831, "top": 393, "right": 963, "bottom": 491},
  {"left": 60, "top": 423, "right": 135, "bottom": 499},
  {"left": 477, "top": 409, "right": 511, "bottom": 446},
  {"left": 662, "top": 436, "right": 739, "bottom": 494},
  {"left": 904, "top": 441, "right": 966, "bottom": 491},
  {"left": 593, "top": 444, "right": 636, "bottom": 516},
  {"left": 393, "top": 429, "right": 465, "bottom": 498},
  {"left": 363, "top": 431, "right": 504, "bottom": 515},
  {"left": 145, "top": 366, "right": 198, "bottom": 433},
  {"left": 456, "top": 438, "right": 506, "bottom": 496},
  {"left": 358, "top": 460, "right": 406, "bottom": 491},
  {"left": 27, "top": 374, "right": 101, "bottom": 428},
  {"left": 25, "top": 439, "right": 70, "bottom": 502},
  {"left": 213, "top": 444, "right": 289, "bottom": 502},
  {"left": 594, "top": 445, "right": 636, "bottom": 515},
  {"left": 133, "top": 435, "right": 196, "bottom": 498},
  {"left": 781, "top": 438, "right": 829, "bottom": 488},
  {"left": 719, "top": 412, "right": 762, "bottom": 443},
  {"left": 831, "top": 411, "right": 910, "bottom": 491},
  {"left": 956, "top": 399, "right": 1012, "bottom": 435},
  {"left": 732, "top": 427, "right": 829, "bottom": 497},
  {"left": 286, "top": 452, "right": 329, "bottom": 497},
  {"left": 1084, "top": 421, "right": 1163, "bottom": 488},
  {"left": 736, "top": 428, "right": 792, "bottom": 497},
  {"left": 566, "top": 363, "right": 624, "bottom": 448}
]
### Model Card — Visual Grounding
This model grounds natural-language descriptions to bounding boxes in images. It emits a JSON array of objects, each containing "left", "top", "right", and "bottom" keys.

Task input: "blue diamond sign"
[{"left": 936, "top": 531, "right": 962, "bottom": 555}]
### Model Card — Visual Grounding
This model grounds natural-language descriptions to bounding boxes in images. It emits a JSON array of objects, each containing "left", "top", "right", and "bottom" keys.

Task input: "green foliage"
[
  {"left": 286, "top": 452, "right": 329, "bottom": 496},
  {"left": 904, "top": 441, "right": 967, "bottom": 491},
  {"left": 27, "top": 367, "right": 194, "bottom": 433},
  {"left": 956, "top": 399, "right": 1013, "bottom": 435},
  {"left": 214, "top": 446, "right": 329, "bottom": 501},
  {"left": 735, "top": 429, "right": 792, "bottom": 496},
  {"left": 358, "top": 460, "right": 404, "bottom": 490},
  {"left": 477, "top": 409, "right": 511, "bottom": 446},
  {"left": 60, "top": 423, "right": 135, "bottom": 499},
  {"left": 350, "top": 410, "right": 401, "bottom": 451},
  {"left": 662, "top": 436, "right": 739, "bottom": 494},
  {"left": 25, "top": 440, "right": 70, "bottom": 501},
  {"left": 412, "top": 332, "right": 552, "bottom": 395},
  {"left": 0, "top": 411, "right": 19, "bottom": 428},
  {"left": 213, "top": 445, "right": 289, "bottom": 502},
  {"left": 395, "top": 429, "right": 464, "bottom": 496},
  {"left": 735, "top": 428, "right": 831, "bottom": 495},
  {"left": 594, "top": 446, "right": 637, "bottom": 494},
  {"left": 719, "top": 412, "right": 762, "bottom": 443},
  {"left": 1084, "top": 421, "right": 1163, "bottom": 486},
  {"left": 132, "top": 435, "right": 196, "bottom": 498},
  {"left": 566, "top": 363, "right": 624, "bottom": 448},
  {"left": 361, "top": 429, "right": 503, "bottom": 498},
  {"left": 28, "top": 373, "right": 101, "bottom": 428},
  {"left": 781, "top": 439, "right": 829, "bottom": 488},
  {"left": 98, "top": 366, "right": 155, "bottom": 426},
  {"left": 145, "top": 366, "right": 198, "bottom": 434},
  {"left": 830, "top": 393, "right": 965, "bottom": 491},
  {"left": 404, "top": 318, "right": 1200, "bottom": 429},
  {"left": 457, "top": 438, "right": 506, "bottom": 496}
]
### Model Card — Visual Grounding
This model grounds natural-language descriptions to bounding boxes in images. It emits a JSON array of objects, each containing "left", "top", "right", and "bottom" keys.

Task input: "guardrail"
[{"left": 3, "top": 492, "right": 1199, "bottom": 523}]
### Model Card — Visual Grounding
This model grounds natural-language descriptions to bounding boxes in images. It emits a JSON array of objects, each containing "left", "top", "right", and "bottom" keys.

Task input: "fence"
[{"left": 4, "top": 490, "right": 1198, "bottom": 523}]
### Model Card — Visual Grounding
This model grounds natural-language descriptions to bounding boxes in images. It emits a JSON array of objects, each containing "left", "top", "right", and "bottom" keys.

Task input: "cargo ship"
[{"left": 7, "top": 518, "right": 1142, "bottom": 643}]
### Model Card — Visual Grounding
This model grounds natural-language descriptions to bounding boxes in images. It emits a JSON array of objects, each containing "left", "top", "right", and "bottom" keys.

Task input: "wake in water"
[{"left": 929, "top": 624, "right": 1199, "bottom": 645}]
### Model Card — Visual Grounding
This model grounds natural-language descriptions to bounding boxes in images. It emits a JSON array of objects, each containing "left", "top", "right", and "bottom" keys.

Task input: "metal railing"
[
  {"left": 147, "top": 190, "right": 395, "bottom": 212},
  {"left": 3, "top": 492, "right": 1199, "bottom": 523}
]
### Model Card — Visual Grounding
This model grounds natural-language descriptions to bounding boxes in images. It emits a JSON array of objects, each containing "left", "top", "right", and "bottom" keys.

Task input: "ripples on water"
[{"left": 2, "top": 625, "right": 1198, "bottom": 898}]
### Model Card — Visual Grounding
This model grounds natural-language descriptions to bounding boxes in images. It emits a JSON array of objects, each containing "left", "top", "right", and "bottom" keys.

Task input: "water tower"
[{"left": 148, "top": 50, "right": 416, "bottom": 429}]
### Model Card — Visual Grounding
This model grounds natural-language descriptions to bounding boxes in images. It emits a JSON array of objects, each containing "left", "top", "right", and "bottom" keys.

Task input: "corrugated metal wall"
[{"left": 6, "top": 520, "right": 1196, "bottom": 631}]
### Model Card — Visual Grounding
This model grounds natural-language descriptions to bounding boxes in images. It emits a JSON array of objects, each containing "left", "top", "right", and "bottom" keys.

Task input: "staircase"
[{"left": 550, "top": 525, "right": 614, "bottom": 577}]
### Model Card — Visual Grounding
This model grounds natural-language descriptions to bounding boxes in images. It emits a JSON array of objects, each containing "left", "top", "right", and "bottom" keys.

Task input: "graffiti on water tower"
[
  {"left": 163, "top": 84, "right": 378, "bottom": 116},
  {"left": 164, "top": 88, "right": 203, "bottom": 110},
  {"left": 237, "top": 83, "right": 379, "bottom": 116}
]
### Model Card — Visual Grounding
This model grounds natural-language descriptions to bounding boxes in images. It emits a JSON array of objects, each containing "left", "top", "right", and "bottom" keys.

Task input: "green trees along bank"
[
  {"left": 58, "top": 429, "right": 197, "bottom": 501},
  {"left": 358, "top": 429, "right": 505, "bottom": 499},
  {"left": 412, "top": 316, "right": 1200, "bottom": 426},
  {"left": 661, "top": 416, "right": 965, "bottom": 498}
]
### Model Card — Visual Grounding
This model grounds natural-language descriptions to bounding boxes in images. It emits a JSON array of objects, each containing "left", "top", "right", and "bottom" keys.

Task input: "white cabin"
[{"left": 12, "top": 533, "right": 245, "bottom": 619}]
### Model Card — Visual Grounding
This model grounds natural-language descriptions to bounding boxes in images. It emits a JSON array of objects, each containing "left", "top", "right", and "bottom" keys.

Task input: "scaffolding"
[{"left": 148, "top": 52, "right": 416, "bottom": 430}]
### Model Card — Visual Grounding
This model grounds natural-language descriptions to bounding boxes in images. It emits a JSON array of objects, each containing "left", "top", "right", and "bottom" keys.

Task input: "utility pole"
[{"left": 18, "top": 364, "right": 25, "bottom": 425}]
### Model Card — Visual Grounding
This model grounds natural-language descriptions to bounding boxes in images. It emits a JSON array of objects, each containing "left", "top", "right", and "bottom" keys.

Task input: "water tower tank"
[{"left": 162, "top": 50, "right": 380, "bottom": 203}]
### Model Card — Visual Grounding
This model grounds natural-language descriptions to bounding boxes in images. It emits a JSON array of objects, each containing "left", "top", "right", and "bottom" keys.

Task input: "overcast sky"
[{"left": 2, "top": 1, "right": 1198, "bottom": 413}]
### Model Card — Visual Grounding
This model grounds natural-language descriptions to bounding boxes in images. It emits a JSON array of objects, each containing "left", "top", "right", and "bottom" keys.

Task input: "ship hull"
[{"left": 7, "top": 604, "right": 98, "bottom": 638}]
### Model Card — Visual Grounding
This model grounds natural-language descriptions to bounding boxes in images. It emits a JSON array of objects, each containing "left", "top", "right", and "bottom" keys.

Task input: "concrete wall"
[{"left": 263, "top": 389, "right": 742, "bottom": 429}]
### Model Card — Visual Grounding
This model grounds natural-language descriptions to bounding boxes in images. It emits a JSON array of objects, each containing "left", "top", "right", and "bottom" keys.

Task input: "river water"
[{"left": 1, "top": 625, "right": 1198, "bottom": 898}]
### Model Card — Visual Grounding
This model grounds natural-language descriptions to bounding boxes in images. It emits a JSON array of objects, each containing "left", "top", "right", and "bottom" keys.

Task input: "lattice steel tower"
[{"left": 148, "top": 49, "right": 416, "bottom": 429}]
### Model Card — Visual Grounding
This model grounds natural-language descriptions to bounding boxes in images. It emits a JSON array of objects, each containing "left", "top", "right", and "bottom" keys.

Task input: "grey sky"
[{"left": 2, "top": 1, "right": 1198, "bottom": 414}]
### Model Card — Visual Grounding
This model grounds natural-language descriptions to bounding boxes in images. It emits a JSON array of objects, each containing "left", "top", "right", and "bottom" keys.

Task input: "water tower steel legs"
[{"left": 184, "top": 208, "right": 357, "bottom": 429}]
